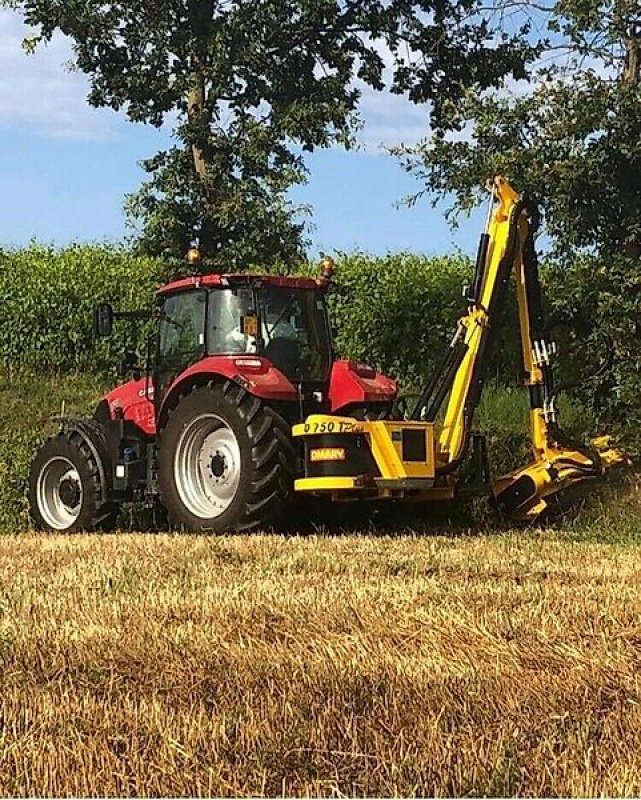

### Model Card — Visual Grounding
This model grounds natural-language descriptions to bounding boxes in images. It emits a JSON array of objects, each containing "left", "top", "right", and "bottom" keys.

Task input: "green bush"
[
  {"left": 0, "top": 245, "right": 525, "bottom": 388},
  {"left": 476, "top": 383, "right": 599, "bottom": 476},
  {"left": 0, "top": 244, "right": 166, "bottom": 376},
  {"left": 326, "top": 252, "right": 522, "bottom": 389},
  {"left": 544, "top": 254, "right": 641, "bottom": 454},
  {"left": 327, "top": 253, "right": 468, "bottom": 387}
]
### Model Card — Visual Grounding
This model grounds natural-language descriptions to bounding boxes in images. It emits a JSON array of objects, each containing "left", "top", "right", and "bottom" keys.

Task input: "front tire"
[
  {"left": 29, "top": 428, "right": 117, "bottom": 533},
  {"left": 158, "top": 381, "right": 295, "bottom": 533}
]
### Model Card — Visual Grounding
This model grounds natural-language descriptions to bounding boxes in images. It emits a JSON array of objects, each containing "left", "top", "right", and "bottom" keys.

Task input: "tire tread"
[{"left": 159, "top": 380, "right": 295, "bottom": 532}]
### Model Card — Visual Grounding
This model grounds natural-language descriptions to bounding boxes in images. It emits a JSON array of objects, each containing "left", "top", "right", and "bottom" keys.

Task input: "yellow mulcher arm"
[{"left": 293, "top": 177, "right": 626, "bottom": 519}]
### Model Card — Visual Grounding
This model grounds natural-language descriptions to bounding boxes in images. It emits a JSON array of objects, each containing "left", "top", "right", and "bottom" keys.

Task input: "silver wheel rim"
[
  {"left": 36, "top": 456, "right": 83, "bottom": 530},
  {"left": 174, "top": 413, "right": 241, "bottom": 519}
]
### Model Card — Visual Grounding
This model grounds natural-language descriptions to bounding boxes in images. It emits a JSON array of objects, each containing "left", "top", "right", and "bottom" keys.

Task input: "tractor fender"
[
  {"left": 54, "top": 417, "right": 112, "bottom": 499},
  {"left": 102, "top": 378, "right": 156, "bottom": 436},
  {"left": 158, "top": 355, "right": 298, "bottom": 431}
]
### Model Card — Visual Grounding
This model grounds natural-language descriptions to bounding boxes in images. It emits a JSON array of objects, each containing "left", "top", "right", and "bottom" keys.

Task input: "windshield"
[
  {"left": 207, "top": 285, "right": 331, "bottom": 382},
  {"left": 255, "top": 285, "right": 331, "bottom": 382}
]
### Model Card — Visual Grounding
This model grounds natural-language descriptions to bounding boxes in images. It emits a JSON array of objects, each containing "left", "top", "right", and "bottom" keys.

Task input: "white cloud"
[
  {"left": 0, "top": 7, "right": 120, "bottom": 140},
  {"left": 352, "top": 34, "right": 430, "bottom": 152},
  {"left": 356, "top": 86, "right": 429, "bottom": 151}
]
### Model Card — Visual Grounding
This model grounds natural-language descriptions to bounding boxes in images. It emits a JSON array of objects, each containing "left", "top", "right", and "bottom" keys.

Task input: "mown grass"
[{"left": 1, "top": 518, "right": 641, "bottom": 796}]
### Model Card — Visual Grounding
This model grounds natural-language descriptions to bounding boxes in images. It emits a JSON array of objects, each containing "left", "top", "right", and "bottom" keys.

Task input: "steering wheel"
[{"left": 263, "top": 302, "right": 291, "bottom": 341}]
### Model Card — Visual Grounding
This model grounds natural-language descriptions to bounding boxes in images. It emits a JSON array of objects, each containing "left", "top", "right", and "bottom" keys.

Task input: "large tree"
[
  {"left": 395, "top": 0, "right": 641, "bottom": 259},
  {"left": 7, "top": 0, "right": 538, "bottom": 265},
  {"left": 393, "top": 1, "right": 641, "bottom": 443}
]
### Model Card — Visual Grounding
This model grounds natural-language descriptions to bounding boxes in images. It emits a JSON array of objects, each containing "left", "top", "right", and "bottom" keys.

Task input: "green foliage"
[
  {"left": 326, "top": 252, "right": 522, "bottom": 389},
  {"left": 125, "top": 147, "right": 309, "bottom": 269},
  {"left": 476, "top": 383, "right": 599, "bottom": 476},
  {"left": 396, "top": 0, "right": 641, "bottom": 260},
  {"left": 327, "top": 253, "right": 469, "bottom": 387},
  {"left": 7, "top": 0, "right": 538, "bottom": 262},
  {"left": 0, "top": 244, "right": 166, "bottom": 375},
  {"left": 545, "top": 253, "right": 641, "bottom": 453},
  {"left": 1, "top": 245, "right": 493, "bottom": 386},
  {"left": 397, "top": 75, "right": 641, "bottom": 259}
]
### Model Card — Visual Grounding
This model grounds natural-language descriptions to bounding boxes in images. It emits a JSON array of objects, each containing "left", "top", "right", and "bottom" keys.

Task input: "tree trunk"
[
  {"left": 187, "top": 76, "right": 208, "bottom": 181},
  {"left": 621, "top": 34, "right": 640, "bottom": 258},
  {"left": 187, "top": 0, "right": 215, "bottom": 258},
  {"left": 624, "top": 36, "right": 639, "bottom": 83},
  {"left": 623, "top": 238, "right": 641, "bottom": 259}
]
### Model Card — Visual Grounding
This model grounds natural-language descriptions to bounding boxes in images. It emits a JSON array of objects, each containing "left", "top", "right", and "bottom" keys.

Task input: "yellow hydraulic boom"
[{"left": 293, "top": 177, "right": 626, "bottom": 519}]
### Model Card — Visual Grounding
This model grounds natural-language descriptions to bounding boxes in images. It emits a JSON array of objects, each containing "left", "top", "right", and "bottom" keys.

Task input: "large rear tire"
[
  {"left": 29, "top": 428, "right": 117, "bottom": 533},
  {"left": 158, "top": 381, "right": 295, "bottom": 533}
]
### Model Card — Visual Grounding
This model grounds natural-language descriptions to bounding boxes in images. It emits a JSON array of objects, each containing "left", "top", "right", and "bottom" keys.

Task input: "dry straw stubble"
[{"left": 0, "top": 531, "right": 640, "bottom": 796}]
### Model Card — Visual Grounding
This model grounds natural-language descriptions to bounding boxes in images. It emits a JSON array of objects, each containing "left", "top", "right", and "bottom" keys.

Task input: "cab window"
[
  {"left": 207, "top": 288, "right": 256, "bottom": 354},
  {"left": 158, "top": 290, "right": 206, "bottom": 369},
  {"left": 256, "top": 287, "right": 331, "bottom": 382}
]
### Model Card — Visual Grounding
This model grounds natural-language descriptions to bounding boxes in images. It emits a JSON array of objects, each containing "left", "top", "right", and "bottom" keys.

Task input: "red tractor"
[{"left": 28, "top": 265, "right": 397, "bottom": 533}]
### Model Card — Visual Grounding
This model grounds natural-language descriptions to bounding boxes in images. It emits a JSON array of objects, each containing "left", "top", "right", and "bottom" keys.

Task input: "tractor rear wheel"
[
  {"left": 29, "top": 429, "right": 117, "bottom": 533},
  {"left": 158, "top": 381, "right": 295, "bottom": 533}
]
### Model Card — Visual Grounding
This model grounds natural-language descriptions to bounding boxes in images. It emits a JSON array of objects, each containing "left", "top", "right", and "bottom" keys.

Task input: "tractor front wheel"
[
  {"left": 158, "top": 382, "right": 295, "bottom": 533},
  {"left": 29, "top": 429, "right": 117, "bottom": 533}
]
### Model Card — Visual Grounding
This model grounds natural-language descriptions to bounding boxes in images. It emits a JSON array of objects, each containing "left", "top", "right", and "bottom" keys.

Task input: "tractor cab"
[{"left": 155, "top": 273, "right": 333, "bottom": 396}]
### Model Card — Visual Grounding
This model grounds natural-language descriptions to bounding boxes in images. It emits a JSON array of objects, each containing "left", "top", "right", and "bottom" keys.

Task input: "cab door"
[{"left": 154, "top": 290, "right": 207, "bottom": 410}]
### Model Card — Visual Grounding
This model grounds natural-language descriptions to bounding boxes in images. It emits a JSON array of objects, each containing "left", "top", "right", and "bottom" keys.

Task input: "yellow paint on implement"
[
  {"left": 295, "top": 476, "right": 365, "bottom": 492},
  {"left": 293, "top": 414, "right": 435, "bottom": 492},
  {"left": 292, "top": 177, "right": 629, "bottom": 516},
  {"left": 292, "top": 414, "right": 364, "bottom": 437},
  {"left": 368, "top": 421, "right": 435, "bottom": 480}
]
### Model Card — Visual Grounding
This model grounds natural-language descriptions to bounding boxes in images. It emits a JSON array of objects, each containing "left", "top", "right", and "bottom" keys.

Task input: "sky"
[{"left": 0, "top": 8, "right": 485, "bottom": 259}]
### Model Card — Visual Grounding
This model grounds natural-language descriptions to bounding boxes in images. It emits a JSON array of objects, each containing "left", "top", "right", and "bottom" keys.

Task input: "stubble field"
[{"left": 1, "top": 516, "right": 641, "bottom": 796}]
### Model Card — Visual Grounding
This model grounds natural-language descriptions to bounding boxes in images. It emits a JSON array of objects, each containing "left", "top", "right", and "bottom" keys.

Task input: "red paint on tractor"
[
  {"left": 102, "top": 356, "right": 299, "bottom": 438},
  {"left": 101, "top": 359, "right": 396, "bottom": 439},
  {"left": 328, "top": 360, "right": 397, "bottom": 413},
  {"left": 163, "top": 356, "right": 299, "bottom": 405},
  {"left": 152, "top": 356, "right": 298, "bottom": 431},
  {"left": 104, "top": 378, "right": 156, "bottom": 436},
  {"left": 157, "top": 273, "right": 327, "bottom": 296}
]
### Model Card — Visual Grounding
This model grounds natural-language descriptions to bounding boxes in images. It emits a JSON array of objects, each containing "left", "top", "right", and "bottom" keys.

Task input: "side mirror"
[
  {"left": 94, "top": 304, "right": 114, "bottom": 338},
  {"left": 118, "top": 351, "right": 141, "bottom": 380}
]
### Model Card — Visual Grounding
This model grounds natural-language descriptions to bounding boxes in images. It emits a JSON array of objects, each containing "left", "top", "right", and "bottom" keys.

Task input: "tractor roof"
[{"left": 158, "top": 273, "right": 325, "bottom": 296}]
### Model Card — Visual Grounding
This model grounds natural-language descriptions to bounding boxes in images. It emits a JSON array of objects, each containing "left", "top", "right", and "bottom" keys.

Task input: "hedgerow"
[
  {"left": 324, "top": 251, "right": 522, "bottom": 389},
  {"left": 0, "top": 245, "right": 522, "bottom": 388},
  {"left": 0, "top": 243, "right": 636, "bottom": 451},
  {"left": 545, "top": 253, "right": 641, "bottom": 453},
  {"left": 0, "top": 244, "right": 167, "bottom": 375}
]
